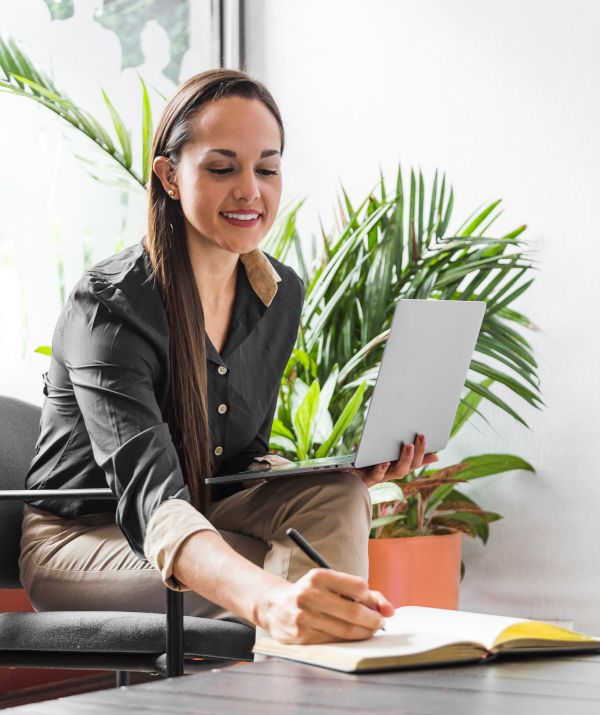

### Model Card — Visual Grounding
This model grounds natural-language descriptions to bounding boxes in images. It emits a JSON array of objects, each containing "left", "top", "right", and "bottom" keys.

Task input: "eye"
[
  {"left": 258, "top": 169, "right": 278, "bottom": 176},
  {"left": 207, "top": 168, "right": 233, "bottom": 175}
]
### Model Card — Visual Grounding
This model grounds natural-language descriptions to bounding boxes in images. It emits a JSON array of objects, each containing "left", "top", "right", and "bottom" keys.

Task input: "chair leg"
[
  {"left": 116, "top": 670, "right": 130, "bottom": 687},
  {"left": 166, "top": 587, "right": 184, "bottom": 678}
]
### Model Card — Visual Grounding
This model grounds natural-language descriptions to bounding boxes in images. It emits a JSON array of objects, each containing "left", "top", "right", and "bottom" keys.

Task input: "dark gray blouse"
[{"left": 24, "top": 239, "right": 304, "bottom": 560}]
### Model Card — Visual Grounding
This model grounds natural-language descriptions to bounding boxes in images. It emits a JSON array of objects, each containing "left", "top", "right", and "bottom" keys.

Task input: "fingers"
[
  {"left": 422, "top": 452, "right": 439, "bottom": 466},
  {"left": 341, "top": 462, "right": 390, "bottom": 488},
  {"left": 393, "top": 442, "right": 415, "bottom": 476},
  {"left": 411, "top": 434, "right": 427, "bottom": 470},
  {"left": 306, "top": 569, "right": 371, "bottom": 604},
  {"left": 386, "top": 435, "right": 438, "bottom": 479},
  {"left": 291, "top": 609, "right": 379, "bottom": 643},
  {"left": 343, "top": 438, "right": 437, "bottom": 486},
  {"left": 297, "top": 570, "right": 385, "bottom": 630},
  {"left": 266, "top": 571, "right": 394, "bottom": 645},
  {"left": 364, "top": 589, "right": 395, "bottom": 618}
]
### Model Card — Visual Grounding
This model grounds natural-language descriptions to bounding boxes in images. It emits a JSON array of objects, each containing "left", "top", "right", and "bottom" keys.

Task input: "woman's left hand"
[{"left": 342, "top": 434, "right": 439, "bottom": 488}]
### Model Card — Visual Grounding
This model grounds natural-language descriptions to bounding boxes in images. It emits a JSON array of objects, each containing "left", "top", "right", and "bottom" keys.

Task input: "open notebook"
[{"left": 253, "top": 606, "right": 600, "bottom": 673}]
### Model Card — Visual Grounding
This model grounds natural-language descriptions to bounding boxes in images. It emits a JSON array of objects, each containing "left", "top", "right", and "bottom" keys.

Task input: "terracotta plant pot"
[{"left": 368, "top": 531, "right": 462, "bottom": 609}]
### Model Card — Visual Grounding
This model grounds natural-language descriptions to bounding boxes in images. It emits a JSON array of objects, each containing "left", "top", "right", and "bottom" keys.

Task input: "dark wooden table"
[{"left": 6, "top": 652, "right": 600, "bottom": 714}]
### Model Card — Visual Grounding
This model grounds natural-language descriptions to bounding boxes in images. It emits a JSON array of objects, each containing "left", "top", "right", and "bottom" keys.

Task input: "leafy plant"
[
  {"left": 271, "top": 350, "right": 367, "bottom": 460},
  {"left": 263, "top": 167, "right": 540, "bottom": 551},
  {"left": 0, "top": 32, "right": 153, "bottom": 195},
  {"left": 5, "top": 35, "right": 540, "bottom": 556},
  {"left": 370, "top": 453, "right": 533, "bottom": 541}
]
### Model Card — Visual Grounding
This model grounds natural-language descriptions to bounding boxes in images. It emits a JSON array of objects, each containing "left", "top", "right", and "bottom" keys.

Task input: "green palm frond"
[
  {"left": 268, "top": 163, "right": 540, "bottom": 455},
  {"left": 0, "top": 32, "right": 147, "bottom": 195}
]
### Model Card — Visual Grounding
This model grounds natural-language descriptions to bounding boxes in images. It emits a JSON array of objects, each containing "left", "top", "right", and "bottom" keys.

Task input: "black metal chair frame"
[{"left": 1, "top": 488, "right": 188, "bottom": 686}]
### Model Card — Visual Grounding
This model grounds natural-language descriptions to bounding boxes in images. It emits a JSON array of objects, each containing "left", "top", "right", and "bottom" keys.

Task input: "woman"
[{"left": 20, "top": 69, "right": 438, "bottom": 645}]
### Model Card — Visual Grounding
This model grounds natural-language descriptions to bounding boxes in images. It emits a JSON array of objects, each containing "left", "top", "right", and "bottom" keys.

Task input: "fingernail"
[
  {"left": 406, "top": 444, "right": 414, "bottom": 454},
  {"left": 381, "top": 462, "right": 390, "bottom": 469},
  {"left": 419, "top": 434, "right": 425, "bottom": 444}
]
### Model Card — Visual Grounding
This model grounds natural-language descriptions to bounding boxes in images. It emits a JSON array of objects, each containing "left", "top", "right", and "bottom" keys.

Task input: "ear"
[{"left": 153, "top": 156, "right": 179, "bottom": 199}]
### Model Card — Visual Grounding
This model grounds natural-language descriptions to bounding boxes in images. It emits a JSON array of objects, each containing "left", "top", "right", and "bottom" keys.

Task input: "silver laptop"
[{"left": 206, "top": 299, "right": 485, "bottom": 486}]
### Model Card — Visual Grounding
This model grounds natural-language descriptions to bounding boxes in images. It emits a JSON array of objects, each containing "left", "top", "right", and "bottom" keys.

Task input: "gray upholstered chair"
[{"left": 0, "top": 395, "right": 255, "bottom": 687}]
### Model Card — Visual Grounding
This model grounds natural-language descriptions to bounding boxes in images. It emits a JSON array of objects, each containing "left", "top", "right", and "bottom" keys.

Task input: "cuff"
[
  {"left": 144, "top": 498, "right": 219, "bottom": 591},
  {"left": 242, "top": 454, "right": 294, "bottom": 489},
  {"left": 247, "top": 453, "right": 293, "bottom": 470}
]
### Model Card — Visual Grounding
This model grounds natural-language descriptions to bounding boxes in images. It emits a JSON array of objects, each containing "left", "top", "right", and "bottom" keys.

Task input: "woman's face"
[{"left": 154, "top": 96, "right": 282, "bottom": 256}]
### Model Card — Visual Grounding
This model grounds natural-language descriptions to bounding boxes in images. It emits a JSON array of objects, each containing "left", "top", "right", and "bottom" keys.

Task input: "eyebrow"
[{"left": 206, "top": 149, "right": 280, "bottom": 159}]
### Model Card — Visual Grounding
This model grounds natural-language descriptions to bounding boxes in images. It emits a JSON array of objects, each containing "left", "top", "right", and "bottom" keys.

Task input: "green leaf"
[
  {"left": 302, "top": 200, "right": 390, "bottom": 327},
  {"left": 369, "top": 481, "right": 405, "bottom": 505},
  {"left": 102, "top": 88, "right": 132, "bottom": 168},
  {"left": 305, "top": 251, "right": 371, "bottom": 353},
  {"left": 293, "top": 380, "right": 320, "bottom": 460},
  {"left": 503, "top": 225, "right": 527, "bottom": 239},
  {"left": 271, "top": 419, "right": 295, "bottom": 442},
  {"left": 451, "top": 378, "right": 494, "bottom": 438},
  {"left": 269, "top": 436, "right": 297, "bottom": 454},
  {"left": 487, "top": 278, "right": 535, "bottom": 317},
  {"left": 408, "top": 169, "right": 416, "bottom": 263},
  {"left": 34, "top": 346, "right": 51, "bottom": 356},
  {"left": 313, "top": 365, "right": 338, "bottom": 444},
  {"left": 293, "top": 349, "right": 318, "bottom": 379},
  {"left": 371, "top": 514, "right": 406, "bottom": 530},
  {"left": 0, "top": 35, "right": 144, "bottom": 192},
  {"left": 497, "top": 306, "right": 534, "bottom": 329},
  {"left": 469, "top": 360, "right": 543, "bottom": 408},
  {"left": 447, "top": 511, "right": 490, "bottom": 544},
  {"left": 337, "top": 330, "right": 389, "bottom": 384},
  {"left": 417, "top": 170, "right": 425, "bottom": 253},
  {"left": 316, "top": 382, "right": 366, "bottom": 458},
  {"left": 456, "top": 453, "right": 535, "bottom": 481},
  {"left": 438, "top": 187, "right": 454, "bottom": 237},
  {"left": 395, "top": 163, "right": 404, "bottom": 276},
  {"left": 426, "top": 169, "right": 438, "bottom": 245},
  {"left": 461, "top": 200, "right": 502, "bottom": 236},
  {"left": 464, "top": 379, "right": 529, "bottom": 427},
  {"left": 474, "top": 339, "right": 539, "bottom": 389},
  {"left": 138, "top": 72, "right": 153, "bottom": 185}
]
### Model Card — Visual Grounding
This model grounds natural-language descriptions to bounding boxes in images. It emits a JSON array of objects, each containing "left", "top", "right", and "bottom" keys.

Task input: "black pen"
[{"left": 285, "top": 527, "right": 386, "bottom": 630}]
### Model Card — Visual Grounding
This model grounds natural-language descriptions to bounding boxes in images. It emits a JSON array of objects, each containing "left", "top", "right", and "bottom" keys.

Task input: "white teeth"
[{"left": 222, "top": 212, "right": 259, "bottom": 220}]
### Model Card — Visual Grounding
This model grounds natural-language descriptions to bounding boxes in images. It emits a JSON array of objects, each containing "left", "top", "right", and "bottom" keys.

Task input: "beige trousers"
[{"left": 19, "top": 472, "right": 372, "bottom": 632}]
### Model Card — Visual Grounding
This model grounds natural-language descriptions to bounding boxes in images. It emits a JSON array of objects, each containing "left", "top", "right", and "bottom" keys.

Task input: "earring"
[{"left": 168, "top": 189, "right": 175, "bottom": 197}]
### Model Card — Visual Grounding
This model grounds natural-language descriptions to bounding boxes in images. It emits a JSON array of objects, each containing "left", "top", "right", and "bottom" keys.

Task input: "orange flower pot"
[{"left": 368, "top": 531, "right": 462, "bottom": 609}]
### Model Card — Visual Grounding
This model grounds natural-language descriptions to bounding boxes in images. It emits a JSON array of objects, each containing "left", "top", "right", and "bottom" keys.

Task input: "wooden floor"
[
  {"left": 6, "top": 653, "right": 600, "bottom": 714},
  {"left": 0, "top": 672, "right": 161, "bottom": 710}
]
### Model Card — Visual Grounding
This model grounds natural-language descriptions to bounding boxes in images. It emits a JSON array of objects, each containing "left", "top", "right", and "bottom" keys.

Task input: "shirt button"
[
  {"left": 214, "top": 446, "right": 223, "bottom": 456},
  {"left": 218, "top": 404, "right": 228, "bottom": 414},
  {"left": 218, "top": 366, "right": 228, "bottom": 375}
]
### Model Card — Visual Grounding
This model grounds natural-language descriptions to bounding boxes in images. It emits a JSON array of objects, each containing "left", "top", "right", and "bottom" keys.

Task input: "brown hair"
[{"left": 143, "top": 69, "right": 285, "bottom": 513}]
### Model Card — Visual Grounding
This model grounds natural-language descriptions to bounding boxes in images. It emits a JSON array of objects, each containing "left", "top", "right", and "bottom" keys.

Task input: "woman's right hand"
[{"left": 255, "top": 568, "right": 394, "bottom": 644}]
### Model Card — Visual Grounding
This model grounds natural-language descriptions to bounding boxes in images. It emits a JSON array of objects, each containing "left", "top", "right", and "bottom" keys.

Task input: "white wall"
[{"left": 246, "top": 0, "right": 600, "bottom": 631}]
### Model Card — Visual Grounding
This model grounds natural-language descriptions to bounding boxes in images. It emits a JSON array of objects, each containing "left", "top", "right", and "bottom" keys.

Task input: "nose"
[{"left": 232, "top": 165, "right": 260, "bottom": 203}]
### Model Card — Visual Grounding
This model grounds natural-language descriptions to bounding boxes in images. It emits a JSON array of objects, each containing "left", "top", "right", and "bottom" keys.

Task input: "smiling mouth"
[{"left": 220, "top": 211, "right": 262, "bottom": 221}]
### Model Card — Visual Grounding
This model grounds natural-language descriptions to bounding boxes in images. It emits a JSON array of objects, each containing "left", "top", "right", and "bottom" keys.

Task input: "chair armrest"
[
  {"left": 0, "top": 486, "right": 186, "bottom": 678},
  {"left": 0, "top": 489, "right": 114, "bottom": 501}
]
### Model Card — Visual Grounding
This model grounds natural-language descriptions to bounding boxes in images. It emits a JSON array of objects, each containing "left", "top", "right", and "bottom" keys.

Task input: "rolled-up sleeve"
[
  {"left": 144, "top": 498, "right": 218, "bottom": 590},
  {"left": 63, "top": 285, "right": 215, "bottom": 564}
]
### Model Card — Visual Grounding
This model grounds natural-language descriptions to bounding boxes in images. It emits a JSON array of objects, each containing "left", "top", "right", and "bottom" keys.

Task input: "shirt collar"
[{"left": 240, "top": 248, "right": 282, "bottom": 307}]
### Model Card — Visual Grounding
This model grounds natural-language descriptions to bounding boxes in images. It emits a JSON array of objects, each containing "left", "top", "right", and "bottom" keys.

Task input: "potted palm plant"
[
  {"left": 0, "top": 34, "right": 541, "bottom": 609},
  {"left": 263, "top": 166, "right": 540, "bottom": 608}
]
